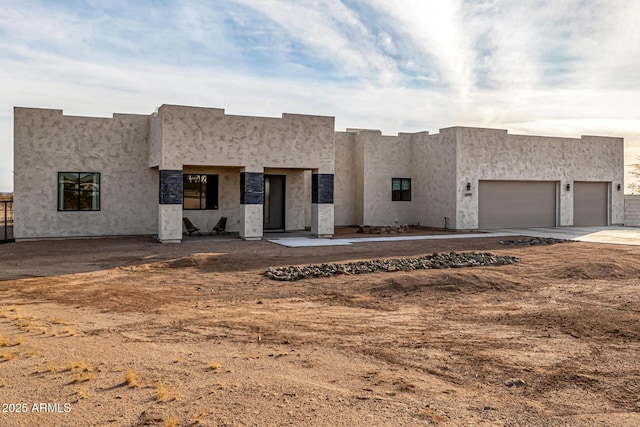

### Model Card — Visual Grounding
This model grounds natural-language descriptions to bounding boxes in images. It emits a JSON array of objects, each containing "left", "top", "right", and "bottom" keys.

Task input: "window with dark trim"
[
  {"left": 183, "top": 174, "right": 219, "bottom": 209},
  {"left": 58, "top": 172, "right": 100, "bottom": 211},
  {"left": 392, "top": 178, "right": 411, "bottom": 201}
]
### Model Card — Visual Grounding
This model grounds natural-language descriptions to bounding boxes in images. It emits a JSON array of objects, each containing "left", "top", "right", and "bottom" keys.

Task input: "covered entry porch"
[{"left": 157, "top": 166, "right": 334, "bottom": 243}]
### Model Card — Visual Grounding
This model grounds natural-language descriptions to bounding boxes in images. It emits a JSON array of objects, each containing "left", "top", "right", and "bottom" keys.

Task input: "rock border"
[
  {"left": 265, "top": 252, "right": 520, "bottom": 281},
  {"left": 499, "top": 237, "right": 571, "bottom": 246}
]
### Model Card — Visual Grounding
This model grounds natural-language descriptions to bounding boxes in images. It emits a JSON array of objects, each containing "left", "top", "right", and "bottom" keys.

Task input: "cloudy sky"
[{"left": 1, "top": 0, "right": 640, "bottom": 192}]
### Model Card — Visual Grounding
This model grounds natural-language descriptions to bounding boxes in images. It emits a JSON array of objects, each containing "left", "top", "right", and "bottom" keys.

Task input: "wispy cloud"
[{"left": 1, "top": 0, "right": 639, "bottom": 191}]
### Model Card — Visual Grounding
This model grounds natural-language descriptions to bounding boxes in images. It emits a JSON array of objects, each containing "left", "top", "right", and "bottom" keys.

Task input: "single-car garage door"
[
  {"left": 479, "top": 181, "right": 557, "bottom": 229},
  {"left": 573, "top": 182, "right": 608, "bottom": 226}
]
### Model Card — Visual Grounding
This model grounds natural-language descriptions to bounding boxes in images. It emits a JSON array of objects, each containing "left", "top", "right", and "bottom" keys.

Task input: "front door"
[{"left": 264, "top": 175, "right": 285, "bottom": 230}]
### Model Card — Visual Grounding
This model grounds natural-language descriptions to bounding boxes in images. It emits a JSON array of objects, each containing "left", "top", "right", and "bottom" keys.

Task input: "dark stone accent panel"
[
  {"left": 240, "top": 172, "right": 264, "bottom": 205},
  {"left": 159, "top": 170, "right": 183, "bottom": 205},
  {"left": 312, "top": 173, "right": 334, "bottom": 204}
]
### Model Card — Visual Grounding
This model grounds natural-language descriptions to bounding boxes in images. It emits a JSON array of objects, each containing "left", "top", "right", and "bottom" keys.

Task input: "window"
[
  {"left": 392, "top": 178, "right": 411, "bottom": 201},
  {"left": 58, "top": 172, "right": 100, "bottom": 211},
  {"left": 183, "top": 174, "right": 218, "bottom": 209}
]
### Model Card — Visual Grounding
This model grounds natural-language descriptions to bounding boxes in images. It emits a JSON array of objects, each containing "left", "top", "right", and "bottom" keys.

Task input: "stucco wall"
[
  {"left": 334, "top": 132, "right": 356, "bottom": 226},
  {"left": 14, "top": 108, "right": 157, "bottom": 239},
  {"left": 154, "top": 105, "right": 335, "bottom": 172},
  {"left": 410, "top": 131, "right": 458, "bottom": 229},
  {"left": 455, "top": 127, "right": 624, "bottom": 228},
  {"left": 149, "top": 111, "right": 162, "bottom": 168},
  {"left": 358, "top": 131, "right": 417, "bottom": 226},
  {"left": 624, "top": 195, "right": 640, "bottom": 226}
]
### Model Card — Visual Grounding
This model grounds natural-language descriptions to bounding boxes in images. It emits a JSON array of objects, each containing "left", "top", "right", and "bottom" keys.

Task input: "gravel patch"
[{"left": 265, "top": 251, "right": 520, "bottom": 281}]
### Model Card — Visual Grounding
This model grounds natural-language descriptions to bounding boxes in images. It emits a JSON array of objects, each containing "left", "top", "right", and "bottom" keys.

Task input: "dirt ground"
[{"left": 0, "top": 228, "right": 639, "bottom": 426}]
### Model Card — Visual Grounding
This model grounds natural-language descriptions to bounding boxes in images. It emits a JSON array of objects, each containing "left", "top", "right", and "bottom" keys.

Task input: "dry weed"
[
  {"left": 13, "top": 335, "right": 23, "bottom": 346},
  {"left": 74, "top": 372, "right": 95, "bottom": 383},
  {"left": 192, "top": 408, "right": 208, "bottom": 424},
  {"left": 125, "top": 370, "right": 139, "bottom": 387},
  {"left": 47, "top": 317, "right": 69, "bottom": 325},
  {"left": 0, "top": 336, "right": 9, "bottom": 347},
  {"left": 2, "top": 351, "right": 17, "bottom": 361},
  {"left": 208, "top": 362, "right": 222, "bottom": 372},
  {"left": 157, "top": 382, "right": 168, "bottom": 402},
  {"left": 166, "top": 415, "right": 179, "bottom": 427},
  {"left": 46, "top": 363, "right": 61, "bottom": 372},
  {"left": 63, "top": 327, "right": 76, "bottom": 336},
  {"left": 419, "top": 407, "right": 445, "bottom": 423}
]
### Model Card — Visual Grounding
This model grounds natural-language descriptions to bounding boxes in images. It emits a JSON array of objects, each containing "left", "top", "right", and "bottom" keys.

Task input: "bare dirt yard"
[{"left": 0, "top": 229, "right": 639, "bottom": 426}]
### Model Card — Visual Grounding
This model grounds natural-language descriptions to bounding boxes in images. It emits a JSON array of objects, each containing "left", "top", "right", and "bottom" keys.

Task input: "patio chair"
[
  {"left": 210, "top": 217, "right": 228, "bottom": 235},
  {"left": 182, "top": 217, "right": 202, "bottom": 236}
]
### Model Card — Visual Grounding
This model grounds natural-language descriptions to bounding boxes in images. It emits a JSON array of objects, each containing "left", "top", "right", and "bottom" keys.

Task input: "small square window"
[
  {"left": 392, "top": 178, "right": 411, "bottom": 201},
  {"left": 183, "top": 174, "right": 219, "bottom": 210},
  {"left": 58, "top": 172, "right": 100, "bottom": 211}
]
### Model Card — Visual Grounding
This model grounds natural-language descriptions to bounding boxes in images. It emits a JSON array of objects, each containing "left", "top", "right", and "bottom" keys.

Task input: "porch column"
[
  {"left": 240, "top": 169, "right": 264, "bottom": 240},
  {"left": 311, "top": 172, "right": 334, "bottom": 237},
  {"left": 158, "top": 169, "right": 183, "bottom": 243}
]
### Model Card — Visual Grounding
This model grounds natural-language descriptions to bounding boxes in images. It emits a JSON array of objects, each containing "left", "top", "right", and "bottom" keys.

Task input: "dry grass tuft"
[
  {"left": 165, "top": 415, "right": 179, "bottom": 427},
  {"left": 125, "top": 370, "right": 139, "bottom": 387},
  {"left": 63, "top": 327, "right": 76, "bottom": 336},
  {"left": 192, "top": 408, "right": 208, "bottom": 424},
  {"left": 47, "top": 317, "right": 69, "bottom": 325},
  {"left": 156, "top": 382, "right": 168, "bottom": 402},
  {"left": 51, "top": 328, "right": 58, "bottom": 337},
  {"left": 0, "top": 336, "right": 9, "bottom": 347},
  {"left": 1, "top": 351, "right": 17, "bottom": 361},
  {"left": 46, "top": 363, "right": 61, "bottom": 373},
  {"left": 73, "top": 372, "right": 95, "bottom": 383},
  {"left": 208, "top": 362, "right": 222, "bottom": 372},
  {"left": 13, "top": 335, "right": 23, "bottom": 346},
  {"left": 68, "top": 361, "right": 92, "bottom": 373},
  {"left": 40, "top": 327, "right": 47, "bottom": 335},
  {"left": 419, "top": 407, "right": 445, "bottom": 423}
]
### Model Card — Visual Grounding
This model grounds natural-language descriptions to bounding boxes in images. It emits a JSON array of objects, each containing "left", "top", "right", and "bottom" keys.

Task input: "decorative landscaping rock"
[
  {"left": 499, "top": 237, "right": 570, "bottom": 246},
  {"left": 265, "top": 252, "right": 520, "bottom": 281},
  {"left": 357, "top": 225, "right": 410, "bottom": 234}
]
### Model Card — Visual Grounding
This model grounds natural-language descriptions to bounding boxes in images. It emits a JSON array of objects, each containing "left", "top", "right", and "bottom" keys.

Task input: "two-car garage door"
[
  {"left": 478, "top": 181, "right": 557, "bottom": 229},
  {"left": 478, "top": 180, "right": 609, "bottom": 229}
]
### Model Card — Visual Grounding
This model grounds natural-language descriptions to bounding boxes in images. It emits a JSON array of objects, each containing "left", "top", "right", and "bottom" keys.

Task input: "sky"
[{"left": 1, "top": 0, "right": 640, "bottom": 192}]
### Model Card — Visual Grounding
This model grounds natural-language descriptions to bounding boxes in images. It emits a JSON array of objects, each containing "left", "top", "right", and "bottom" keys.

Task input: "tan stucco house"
[{"left": 13, "top": 104, "right": 624, "bottom": 242}]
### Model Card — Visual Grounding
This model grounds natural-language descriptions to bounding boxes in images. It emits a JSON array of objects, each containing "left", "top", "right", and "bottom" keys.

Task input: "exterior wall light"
[
  {"left": 617, "top": 184, "right": 621, "bottom": 191},
  {"left": 466, "top": 182, "right": 471, "bottom": 191},
  {"left": 566, "top": 183, "right": 571, "bottom": 191}
]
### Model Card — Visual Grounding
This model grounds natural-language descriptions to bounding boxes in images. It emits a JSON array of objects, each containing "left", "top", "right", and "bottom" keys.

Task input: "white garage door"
[
  {"left": 573, "top": 182, "right": 608, "bottom": 226},
  {"left": 478, "top": 181, "right": 557, "bottom": 229}
]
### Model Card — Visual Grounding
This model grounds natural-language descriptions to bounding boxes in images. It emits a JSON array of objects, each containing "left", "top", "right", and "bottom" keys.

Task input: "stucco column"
[
  {"left": 311, "top": 172, "right": 334, "bottom": 237},
  {"left": 158, "top": 170, "right": 183, "bottom": 243},
  {"left": 240, "top": 169, "right": 264, "bottom": 240},
  {"left": 560, "top": 180, "right": 573, "bottom": 226}
]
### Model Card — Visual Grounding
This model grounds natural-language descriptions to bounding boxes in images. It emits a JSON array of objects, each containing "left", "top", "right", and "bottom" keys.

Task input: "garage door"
[
  {"left": 478, "top": 181, "right": 557, "bottom": 229},
  {"left": 573, "top": 182, "right": 608, "bottom": 226}
]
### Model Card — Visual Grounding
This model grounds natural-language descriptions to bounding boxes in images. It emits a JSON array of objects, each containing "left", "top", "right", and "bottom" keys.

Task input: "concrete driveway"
[{"left": 495, "top": 226, "right": 640, "bottom": 246}]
